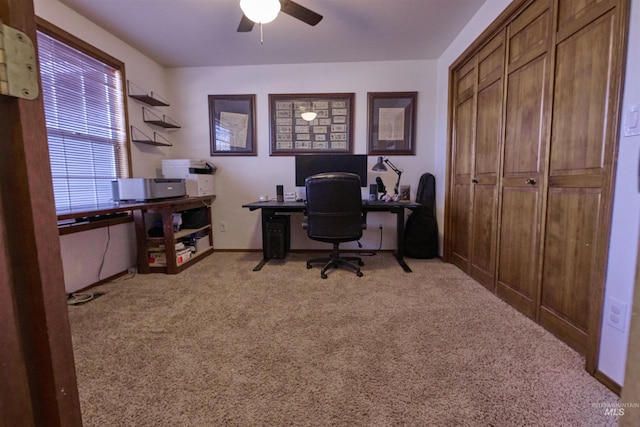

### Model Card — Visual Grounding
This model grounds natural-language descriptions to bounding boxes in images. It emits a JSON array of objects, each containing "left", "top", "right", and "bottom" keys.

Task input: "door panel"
[
  {"left": 471, "top": 184, "right": 497, "bottom": 289},
  {"left": 497, "top": 187, "right": 540, "bottom": 318},
  {"left": 496, "top": 0, "right": 550, "bottom": 319},
  {"left": 475, "top": 81, "right": 503, "bottom": 177},
  {"left": 451, "top": 183, "right": 471, "bottom": 269},
  {"left": 450, "top": 95, "right": 475, "bottom": 270},
  {"left": 454, "top": 98, "right": 474, "bottom": 180},
  {"left": 541, "top": 7, "right": 620, "bottom": 359},
  {"left": 541, "top": 188, "right": 601, "bottom": 335},
  {"left": 550, "top": 12, "right": 615, "bottom": 174},
  {"left": 557, "top": 0, "right": 616, "bottom": 35},
  {"left": 470, "top": 32, "right": 504, "bottom": 290},
  {"left": 503, "top": 56, "right": 547, "bottom": 176}
]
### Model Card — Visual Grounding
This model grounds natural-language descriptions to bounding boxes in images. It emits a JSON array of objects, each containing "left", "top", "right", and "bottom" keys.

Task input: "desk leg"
[
  {"left": 394, "top": 207, "right": 412, "bottom": 273},
  {"left": 252, "top": 209, "right": 272, "bottom": 271}
]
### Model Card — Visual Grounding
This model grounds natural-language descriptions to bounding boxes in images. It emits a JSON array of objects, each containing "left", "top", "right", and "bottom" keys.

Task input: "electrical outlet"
[
  {"left": 605, "top": 297, "right": 628, "bottom": 332},
  {"left": 219, "top": 221, "right": 228, "bottom": 232},
  {"left": 127, "top": 267, "right": 136, "bottom": 275}
]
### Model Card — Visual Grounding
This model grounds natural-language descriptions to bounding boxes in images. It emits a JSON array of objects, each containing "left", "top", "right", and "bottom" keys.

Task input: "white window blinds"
[{"left": 37, "top": 29, "right": 129, "bottom": 212}]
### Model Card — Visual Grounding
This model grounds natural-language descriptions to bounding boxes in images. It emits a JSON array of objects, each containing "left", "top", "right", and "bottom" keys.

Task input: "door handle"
[
  {"left": 471, "top": 178, "right": 479, "bottom": 184},
  {"left": 526, "top": 178, "right": 536, "bottom": 185}
]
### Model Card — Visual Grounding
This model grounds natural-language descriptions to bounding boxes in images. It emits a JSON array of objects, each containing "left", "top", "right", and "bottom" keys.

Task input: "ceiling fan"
[{"left": 237, "top": 0, "right": 323, "bottom": 32}]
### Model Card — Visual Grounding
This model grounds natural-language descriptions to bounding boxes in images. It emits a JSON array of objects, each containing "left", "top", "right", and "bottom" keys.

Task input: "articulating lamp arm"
[{"left": 384, "top": 159, "right": 402, "bottom": 194}]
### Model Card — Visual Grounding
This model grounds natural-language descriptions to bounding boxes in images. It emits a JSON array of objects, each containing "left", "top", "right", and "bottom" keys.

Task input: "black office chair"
[{"left": 303, "top": 172, "right": 366, "bottom": 279}]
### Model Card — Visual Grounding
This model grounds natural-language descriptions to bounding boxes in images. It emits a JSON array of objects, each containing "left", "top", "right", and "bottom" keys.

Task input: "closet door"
[
  {"left": 449, "top": 59, "right": 476, "bottom": 272},
  {"left": 496, "top": 0, "right": 552, "bottom": 319},
  {"left": 540, "top": 0, "right": 627, "bottom": 361},
  {"left": 469, "top": 32, "right": 505, "bottom": 290}
]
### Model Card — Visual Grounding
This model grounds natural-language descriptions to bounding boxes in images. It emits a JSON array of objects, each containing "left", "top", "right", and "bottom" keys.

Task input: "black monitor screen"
[{"left": 295, "top": 154, "right": 368, "bottom": 187}]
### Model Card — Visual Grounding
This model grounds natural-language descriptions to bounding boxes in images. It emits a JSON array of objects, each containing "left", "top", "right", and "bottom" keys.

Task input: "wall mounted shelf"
[
  {"left": 142, "top": 107, "right": 181, "bottom": 129},
  {"left": 127, "top": 80, "right": 169, "bottom": 107},
  {"left": 130, "top": 126, "right": 173, "bottom": 147}
]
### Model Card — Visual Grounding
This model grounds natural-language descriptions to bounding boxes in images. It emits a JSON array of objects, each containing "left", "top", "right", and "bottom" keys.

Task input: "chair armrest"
[{"left": 361, "top": 210, "right": 367, "bottom": 230}]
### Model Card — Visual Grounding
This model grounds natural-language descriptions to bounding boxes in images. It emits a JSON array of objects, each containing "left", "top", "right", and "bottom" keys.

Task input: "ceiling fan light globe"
[
  {"left": 240, "top": 0, "right": 281, "bottom": 24},
  {"left": 301, "top": 111, "right": 317, "bottom": 121}
]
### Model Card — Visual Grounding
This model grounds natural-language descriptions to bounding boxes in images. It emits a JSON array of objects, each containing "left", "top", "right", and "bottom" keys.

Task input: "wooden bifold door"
[{"left": 445, "top": 0, "right": 629, "bottom": 375}]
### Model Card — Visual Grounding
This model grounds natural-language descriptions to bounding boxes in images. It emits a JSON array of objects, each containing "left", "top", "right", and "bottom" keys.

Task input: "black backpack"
[{"left": 404, "top": 173, "right": 438, "bottom": 259}]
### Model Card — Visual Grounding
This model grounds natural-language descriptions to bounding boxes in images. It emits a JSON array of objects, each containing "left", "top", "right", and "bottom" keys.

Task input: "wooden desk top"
[{"left": 57, "top": 195, "right": 215, "bottom": 220}]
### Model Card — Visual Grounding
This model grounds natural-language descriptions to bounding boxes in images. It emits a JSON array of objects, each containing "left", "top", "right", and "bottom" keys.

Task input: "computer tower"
[{"left": 266, "top": 215, "right": 290, "bottom": 259}]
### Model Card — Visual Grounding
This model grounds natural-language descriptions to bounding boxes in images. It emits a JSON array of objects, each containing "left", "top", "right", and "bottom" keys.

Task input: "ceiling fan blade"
[
  {"left": 237, "top": 13, "right": 255, "bottom": 32},
  {"left": 280, "top": 0, "right": 323, "bottom": 26}
]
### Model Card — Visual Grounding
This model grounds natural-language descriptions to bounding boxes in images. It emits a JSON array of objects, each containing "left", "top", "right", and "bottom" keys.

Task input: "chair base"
[{"left": 306, "top": 243, "right": 364, "bottom": 279}]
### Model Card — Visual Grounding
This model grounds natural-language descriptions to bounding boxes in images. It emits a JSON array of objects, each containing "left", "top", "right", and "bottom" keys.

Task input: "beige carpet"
[{"left": 68, "top": 252, "right": 619, "bottom": 426}]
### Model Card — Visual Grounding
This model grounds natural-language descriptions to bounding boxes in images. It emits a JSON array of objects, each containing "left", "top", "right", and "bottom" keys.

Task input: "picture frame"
[
  {"left": 269, "top": 93, "right": 355, "bottom": 155},
  {"left": 367, "top": 92, "right": 417, "bottom": 155},
  {"left": 208, "top": 94, "right": 257, "bottom": 156}
]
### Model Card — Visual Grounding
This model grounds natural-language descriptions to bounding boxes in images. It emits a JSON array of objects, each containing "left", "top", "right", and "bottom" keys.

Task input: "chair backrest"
[{"left": 305, "top": 172, "right": 363, "bottom": 242}]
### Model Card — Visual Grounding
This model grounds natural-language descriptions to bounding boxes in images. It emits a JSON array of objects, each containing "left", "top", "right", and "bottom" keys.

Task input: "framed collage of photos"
[{"left": 269, "top": 93, "right": 355, "bottom": 155}]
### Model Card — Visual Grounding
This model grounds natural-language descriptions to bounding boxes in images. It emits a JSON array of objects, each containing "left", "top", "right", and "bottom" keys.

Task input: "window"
[{"left": 36, "top": 20, "right": 130, "bottom": 213}]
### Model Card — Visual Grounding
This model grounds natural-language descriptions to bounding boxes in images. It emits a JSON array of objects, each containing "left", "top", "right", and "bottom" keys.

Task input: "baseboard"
[{"left": 595, "top": 370, "right": 622, "bottom": 396}]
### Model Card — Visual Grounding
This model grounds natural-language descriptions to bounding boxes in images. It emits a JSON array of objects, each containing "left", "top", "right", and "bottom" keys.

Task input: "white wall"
[
  {"left": 35, "top": 0, "right": 170, "bottom": 292},
  {"left": 598, "top": 0, "right": 640, "bottom": 385},
  {"left": 59, "top": 223, "right": 136, "bottom": 293},
  {"left": 435, "top": 0, "right": 640, "bottom": 386},
  {"left": 166, "top": 61, "right": 438, "bottom": 250}
]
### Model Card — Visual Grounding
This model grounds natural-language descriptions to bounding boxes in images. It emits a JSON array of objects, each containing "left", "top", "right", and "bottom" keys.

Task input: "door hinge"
[{"left": 0, "top": 21, "right": 39, "bottom": 100}]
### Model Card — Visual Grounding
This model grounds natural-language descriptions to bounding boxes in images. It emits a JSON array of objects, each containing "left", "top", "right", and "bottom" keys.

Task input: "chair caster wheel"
[
  {"left": 321, "top": 273, "right": 328, "bottom": 279},
  {"left": 357, "top": 271, "right": 363, "bottom": 277},
  {"left": 306, "top": 264, "right": 312, "bottom": 269}
]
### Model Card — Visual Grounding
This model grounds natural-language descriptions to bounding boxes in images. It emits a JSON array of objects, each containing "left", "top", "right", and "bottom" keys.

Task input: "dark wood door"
[
  {"left": 449, "top": 59, "right": 476, "bottom": 272},
  {"left": 496, "top": 0, "right": 552, "bottom": 319},
  {"left": 540, "top": 0, "right": 627, "bottom": 368},
  {"left": 470, "top": 32, "right": 505, "bottom": 291}
]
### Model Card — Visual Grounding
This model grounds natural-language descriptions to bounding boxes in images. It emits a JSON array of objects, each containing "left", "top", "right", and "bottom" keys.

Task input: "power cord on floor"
[
  {"left": 356, "top": 224, "right": 384, "bottom": 257},
  {"left": 67, "top": 292, "right": 95, "bottom": 305}
]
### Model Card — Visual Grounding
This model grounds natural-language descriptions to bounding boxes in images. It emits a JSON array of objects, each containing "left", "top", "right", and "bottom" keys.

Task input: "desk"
[{"left": 242, "top": 200, "right": 421, "bottom": 273}]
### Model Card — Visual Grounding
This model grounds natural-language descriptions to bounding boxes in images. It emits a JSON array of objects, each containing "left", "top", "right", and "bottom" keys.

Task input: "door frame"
[{"left": 0, "top": 0, "right": 82, "bottom": 424}]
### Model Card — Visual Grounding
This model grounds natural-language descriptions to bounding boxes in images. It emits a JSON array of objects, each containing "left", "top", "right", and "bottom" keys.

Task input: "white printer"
[{"left": 162, "top": 159, "right": 216, "bottom": 197}]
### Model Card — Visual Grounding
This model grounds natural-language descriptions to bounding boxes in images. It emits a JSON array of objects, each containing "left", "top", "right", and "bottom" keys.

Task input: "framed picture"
[
  {"left": 367, "top": 92, "right": 417, "bottom": 155},
  {"left": 208, "top": 94, "right": 257, "bottom": 156},
  {"left": 269, "top": 93, "right": 355, "bottom": 155}
]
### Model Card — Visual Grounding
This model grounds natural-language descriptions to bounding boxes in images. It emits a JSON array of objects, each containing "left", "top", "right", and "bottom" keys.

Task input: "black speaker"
[
  {"left": 266, "top": 215, "right": 290, "bottom": 259},
  {"left": 276, "top": 185, "right": 284, "bottom": 202},
  {"left": 369, "top": 183, "right": 377, "bottom": 200}
]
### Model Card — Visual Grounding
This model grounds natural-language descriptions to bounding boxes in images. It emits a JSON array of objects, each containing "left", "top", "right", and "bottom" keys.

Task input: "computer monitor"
[{"left": 295, "top": 154, "right": 368, "bottom": 187}]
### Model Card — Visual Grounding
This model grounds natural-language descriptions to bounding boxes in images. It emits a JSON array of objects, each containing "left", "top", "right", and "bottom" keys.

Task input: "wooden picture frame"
[
  {"left": 269, "top": 93, "right": 355, "bottom": 155},
  {"left": 367, "top": 92, "right": 417, "bottom": 155},
  {"left": 208, "top": 94, "right": 257, "bottom": 156}
]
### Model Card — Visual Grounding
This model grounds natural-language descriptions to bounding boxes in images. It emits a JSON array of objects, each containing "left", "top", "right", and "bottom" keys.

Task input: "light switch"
[{"left": 624, "top": 104, "right": 640, "bottom": 137}]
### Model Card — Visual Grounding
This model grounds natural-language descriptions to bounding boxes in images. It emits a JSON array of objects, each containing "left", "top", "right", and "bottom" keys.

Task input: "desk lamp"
[{"left": 372, "top": 156, "right": 403, "bottom": 195}]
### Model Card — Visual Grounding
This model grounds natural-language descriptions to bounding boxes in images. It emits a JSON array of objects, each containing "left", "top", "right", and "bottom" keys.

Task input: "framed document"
[
  {"left": 209, "top": 94, "right": 257, "bottom": 156},
  {"left": 367, "top": 92, "right": 417, "bottom": 155},
  {"left": 269, "top": 93, "right": 355, "bottom": 155}
]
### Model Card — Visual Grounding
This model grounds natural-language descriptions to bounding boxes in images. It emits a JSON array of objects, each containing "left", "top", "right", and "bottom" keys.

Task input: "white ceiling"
[{"left": 58, "top": 0, "right": 487, "bottom": 68}]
